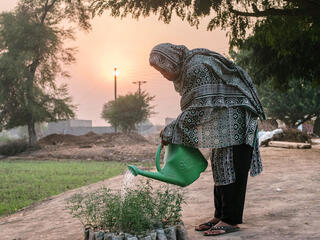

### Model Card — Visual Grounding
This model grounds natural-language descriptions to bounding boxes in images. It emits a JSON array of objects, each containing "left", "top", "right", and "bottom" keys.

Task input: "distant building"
[
  {"left": 0, "top": 124, "right": 43, "bottom": 140},
  {"left": 44, "top": 119, "right": 114, "bottom": 136},
  {"left": 135, "top": 120, "right": 164, "bottom": 136}
]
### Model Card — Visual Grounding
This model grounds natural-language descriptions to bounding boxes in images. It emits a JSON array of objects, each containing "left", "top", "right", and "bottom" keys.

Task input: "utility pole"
[
  {"left": 132, "top": 80, "right": 147, "bottom": 96},
  {"left": 132, "top": 81, "right": 147, "bottom": 134},
  {"left": 113, "top": 67, "right": 118, "bottom": 133},
  {"left": 114, "top": 67, "right": 118, "bottom": 100}
]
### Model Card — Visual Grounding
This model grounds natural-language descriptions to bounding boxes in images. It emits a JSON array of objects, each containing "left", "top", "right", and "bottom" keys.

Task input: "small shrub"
[
  {"left": 66, "top": 181, "right": 185, "bottom": 236},
  {"left": 0, "top": 140, "right": 34, "bottom": 156},
  {"left": 0, "top": 135, "right": 11, "bottom": 144},
  {"left": 272, "top": 128, "right": 311, "bottom": 143}
]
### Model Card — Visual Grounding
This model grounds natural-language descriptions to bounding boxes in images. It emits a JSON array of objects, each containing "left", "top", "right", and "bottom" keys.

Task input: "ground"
[
  {"left": 0, "top": 141, "right": 320, "bottom": 240},
  {"left": 19, "top": 132, "right": 159, "bottom": 162}
]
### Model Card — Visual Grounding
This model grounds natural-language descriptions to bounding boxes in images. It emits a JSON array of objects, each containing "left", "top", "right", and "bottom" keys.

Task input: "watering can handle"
[{"left": 155, "top": 144, "right": 163, "bottom": 172}]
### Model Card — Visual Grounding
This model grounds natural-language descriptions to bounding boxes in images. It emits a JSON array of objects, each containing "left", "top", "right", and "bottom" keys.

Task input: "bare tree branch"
[{"left": 40, "top": 0, "right": 58, "bottom": 24}]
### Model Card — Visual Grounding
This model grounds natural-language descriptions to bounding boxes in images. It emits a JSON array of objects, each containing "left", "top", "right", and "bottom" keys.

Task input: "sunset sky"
[{"left": 0, "top": 1, "right": 229, "bottom": 126}]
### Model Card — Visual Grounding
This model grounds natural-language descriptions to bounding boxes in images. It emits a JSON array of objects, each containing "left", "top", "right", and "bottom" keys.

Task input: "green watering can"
[{"left": 128, "top": 144, "right": 208, "bottom": 187}]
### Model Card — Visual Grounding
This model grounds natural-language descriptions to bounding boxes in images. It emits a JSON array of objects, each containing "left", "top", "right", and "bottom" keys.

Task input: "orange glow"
[
  {"left": 113, "top": 67, "right": 119, "bottom": 77},
  {"left": 0, "top": 1, "right": 229, "bottom": 126}
]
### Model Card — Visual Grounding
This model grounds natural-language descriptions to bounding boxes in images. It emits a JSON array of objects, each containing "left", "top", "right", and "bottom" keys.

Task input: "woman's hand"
[{"left": 159, "top": 128, "right": 169, "bottom": 148}]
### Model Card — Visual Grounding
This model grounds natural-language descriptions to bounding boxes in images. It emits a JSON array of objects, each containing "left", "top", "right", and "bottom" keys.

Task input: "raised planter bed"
[
  {"left": 67, "top": 181, "right": 187, "bottom": 240},
  {"left": 84, "top": 223, "right": 188, "bottom": 240}
]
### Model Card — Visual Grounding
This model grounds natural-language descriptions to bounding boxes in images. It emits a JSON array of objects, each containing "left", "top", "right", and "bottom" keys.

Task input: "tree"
[
  {"left": 233, "top": 28, "right": 320, "bottom": 129},
  {"left": 256, "top": 79, "right": 320, "bottom": 128},
  {"left": 90, "top": 1, "right": 320, "bottom": 88},
  {"left": 101, "top": 92, "right": 154, "bottom": 133},
  {"left": 0, "top": 0, "right": 91, "bottom": 145},
  {"left": 90, "top": 0, "right": 320, "bottom": 47},
  {"left": 232, "top": 15, "right": 320, "bottom": 129},
  {"left": 314, "top": 117, "right": 320, "bottom": 136},
  {"left": 232, "top": 16, "right": 320, "bottom": 89}
]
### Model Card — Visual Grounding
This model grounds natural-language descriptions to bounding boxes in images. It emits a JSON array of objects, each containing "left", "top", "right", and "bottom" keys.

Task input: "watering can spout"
[
  {"left": 128, "top": 165, "right": 185, "bottom": 186},
  {"left": 127, "top": 165, "right": 139, "bottom": 176},
  {"left": 127, "top": 144, "right": 208, "bottom": 187}
]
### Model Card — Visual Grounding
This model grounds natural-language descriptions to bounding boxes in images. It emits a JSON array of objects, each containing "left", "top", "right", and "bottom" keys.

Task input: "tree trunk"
[
  {"left": 28, "top": 120, "right": 37, "bottom": 145},
  {"left": 314, "top": 117, "right": 320, "bottom": 137}
]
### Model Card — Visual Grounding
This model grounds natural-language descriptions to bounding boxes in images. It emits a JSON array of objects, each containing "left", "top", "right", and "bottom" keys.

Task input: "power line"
[{"left": 132, "top": 81, "right": 147, "bottom": 96}]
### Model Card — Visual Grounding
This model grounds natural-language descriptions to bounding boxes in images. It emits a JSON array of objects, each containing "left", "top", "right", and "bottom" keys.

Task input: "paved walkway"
[{"left": 1, "top": 146, "right": 320, "bottom": 240}]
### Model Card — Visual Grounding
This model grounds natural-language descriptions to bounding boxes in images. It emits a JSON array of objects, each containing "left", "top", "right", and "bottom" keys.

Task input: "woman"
[{"left": 149, "top": 43, "right": 265, "bottom": 236}]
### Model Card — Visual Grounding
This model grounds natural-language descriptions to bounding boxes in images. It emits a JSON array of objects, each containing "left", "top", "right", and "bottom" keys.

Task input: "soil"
[
  {"left": 9, "top": 131, "right": 312, "bottom": 161},
  {"left": 38, "top": 132, "right": 148, "bottom": 147},
  {"left": 0, "top": 143, "right": 320, "bottom": 240},
  {"left": 21, "top": 132, "right": 158, "bottom": 162}
]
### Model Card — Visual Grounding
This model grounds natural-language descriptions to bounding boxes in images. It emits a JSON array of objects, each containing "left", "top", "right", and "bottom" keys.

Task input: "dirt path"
[{"left": 1, "top": 146, "right": 320, "bottom": 240}]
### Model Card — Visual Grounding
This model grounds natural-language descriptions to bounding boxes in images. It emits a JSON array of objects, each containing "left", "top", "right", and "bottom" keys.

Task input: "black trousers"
[{"left": 213, "top": 144, "right": 253, "bottom": 225}]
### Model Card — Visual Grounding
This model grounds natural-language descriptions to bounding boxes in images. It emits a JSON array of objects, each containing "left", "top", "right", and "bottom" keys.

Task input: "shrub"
[
  {"left": 66, "top": 180, "right": 185, "bottom": 236},
  {"left": 272, "top": 128, "right": 311, "bottom": 143},
  {"left": 0, "top": 140, "right": 34, "bottom": 156},
  {"left": 101, "top": 92, "right": 154, "bottom": 133},
  {"left": 0, "top": 135, "right": 11, "bottom": 144}
]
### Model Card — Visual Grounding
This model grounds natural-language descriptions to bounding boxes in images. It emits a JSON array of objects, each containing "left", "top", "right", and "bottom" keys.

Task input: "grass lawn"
[{"left": 0, "top": 160, "right": 128, "bottom": 216}]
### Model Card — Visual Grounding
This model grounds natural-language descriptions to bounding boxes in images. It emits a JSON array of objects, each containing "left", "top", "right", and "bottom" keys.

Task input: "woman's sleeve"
[{"left": 160, "top": 119, "right": 177, "bottom": 143}]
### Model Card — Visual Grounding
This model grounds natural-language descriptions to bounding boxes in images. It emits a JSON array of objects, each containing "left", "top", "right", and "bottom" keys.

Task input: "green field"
[{"left": 0, "top": 160, "right": 128, "bottom": 216}]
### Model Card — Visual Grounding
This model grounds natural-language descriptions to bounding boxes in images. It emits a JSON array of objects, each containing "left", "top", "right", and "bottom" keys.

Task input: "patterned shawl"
[
  {"left": 181, "top": 48, "right": 265, "bottom": 120},
  {"left": 149, "top": 44, "right": 265, "bottom": 120},
  {"left": 150, "top": 44, "right": 264, "bottom": 179}
]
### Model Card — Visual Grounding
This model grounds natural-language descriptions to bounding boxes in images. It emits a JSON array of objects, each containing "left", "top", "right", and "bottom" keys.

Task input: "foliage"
[
  {"left": 89, "top": 0, "right": 320, "bottom": 47},
  {"left": 232, "top": 16, "right": 320, "bottom": 88},
  {"left": 101, "top": 92, "right": 154, "bottom": 133},
  {"left": 0, "top": 140, "right": 34, "bottom": 156},
  {"left": 0, "top": 0, "right": 92, "bottom": 145},
  {"left": 256, "top": 79, "right": 320, "bottom": 128},
  {"left": 314, "top": 117, "right": 320, "bottom": 137},
  {"left": 89, "top": 0, "right": 320, "bottom": 88},
  {"left": 232, "top": 16, "right": 320, "bottom": 128},
  {"left": 154, "top": 184, "right": 185, "bottom": 227},
  {"left": 0, "top": 134, "right": 11, "bottom": 144},
  {"left": 0, "top": 160, "right": 127, "bottom": 216},
  {"left": 66, "top": 180, "right": 185, "bottom": 235}
]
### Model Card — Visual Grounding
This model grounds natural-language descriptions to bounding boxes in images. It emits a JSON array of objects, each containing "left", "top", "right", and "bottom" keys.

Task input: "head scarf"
[{"left": 149, "top": 43, "right": 189, "bottom": 80}]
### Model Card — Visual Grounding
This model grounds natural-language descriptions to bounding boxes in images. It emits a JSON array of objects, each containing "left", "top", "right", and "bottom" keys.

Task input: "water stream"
[{"left": 120, "top": 170, "right": 135, "bottom": 201}]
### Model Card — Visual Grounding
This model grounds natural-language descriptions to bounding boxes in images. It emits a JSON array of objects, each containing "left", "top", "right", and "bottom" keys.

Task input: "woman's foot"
[
  {"left": 203, "top": 221, "right": 240, "bottom": 236},
  {"left": 195, "top": 217, "right": 220, "bottom": 231}
]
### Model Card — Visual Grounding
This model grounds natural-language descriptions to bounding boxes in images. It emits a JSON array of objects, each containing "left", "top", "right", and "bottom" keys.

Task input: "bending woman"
[{"left": 149, "top": 43, "right": 265, "bottom": 237}]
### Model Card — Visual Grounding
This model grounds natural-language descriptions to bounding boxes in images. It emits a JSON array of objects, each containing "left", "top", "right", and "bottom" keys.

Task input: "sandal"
[
  {"left": 203, "top": 225, "right": 240, "bottom": 236},
  {"left": 195, "top": 220, "right": 219, "bottom": 231}
]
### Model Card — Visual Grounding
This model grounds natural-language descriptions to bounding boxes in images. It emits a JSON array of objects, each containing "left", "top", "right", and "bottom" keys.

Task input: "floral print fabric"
[
  {"left": 160, "top": 48, "right": 264, "bottom": 185},
  {"left": 211, "top": 147, "right": 236, "bottom": 186}
]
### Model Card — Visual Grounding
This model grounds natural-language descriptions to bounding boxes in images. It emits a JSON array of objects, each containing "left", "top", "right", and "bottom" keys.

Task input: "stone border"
[{"left": 84, "top": 223, "right": 188, "bottom": 240}]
